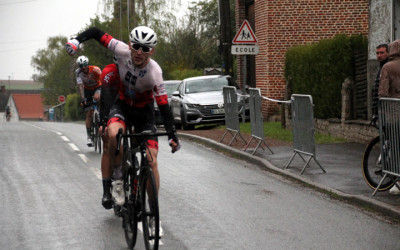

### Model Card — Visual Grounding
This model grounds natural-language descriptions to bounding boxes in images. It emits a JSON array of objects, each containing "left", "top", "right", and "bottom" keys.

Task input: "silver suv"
[{"left": 170, "top": 75, "right": 248, "bottom": 130}]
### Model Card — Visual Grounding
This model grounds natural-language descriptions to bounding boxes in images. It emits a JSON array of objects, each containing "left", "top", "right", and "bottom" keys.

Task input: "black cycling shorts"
[{"left": 108, "top": 100, "right": 158, "bottom": 148}]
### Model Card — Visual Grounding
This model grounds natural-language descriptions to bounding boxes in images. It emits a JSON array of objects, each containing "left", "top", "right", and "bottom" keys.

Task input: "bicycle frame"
[{"left": 116, "top": 127, "right": 170, "bottom": 250}]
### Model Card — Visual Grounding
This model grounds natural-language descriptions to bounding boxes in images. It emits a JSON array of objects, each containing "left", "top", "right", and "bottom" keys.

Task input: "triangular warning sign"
[{"left": 232, "top": 20, "right": 258, "bottom": 44}]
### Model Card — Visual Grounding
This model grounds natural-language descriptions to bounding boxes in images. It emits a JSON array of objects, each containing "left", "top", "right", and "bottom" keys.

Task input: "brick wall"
[{"left": 236, "top": 0, "right": 369, "bottom": 118}]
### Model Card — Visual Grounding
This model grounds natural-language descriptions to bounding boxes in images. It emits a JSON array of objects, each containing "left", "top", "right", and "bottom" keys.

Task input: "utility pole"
[{"left": 219, "top": 0, "right": 233, "bottom": 76}]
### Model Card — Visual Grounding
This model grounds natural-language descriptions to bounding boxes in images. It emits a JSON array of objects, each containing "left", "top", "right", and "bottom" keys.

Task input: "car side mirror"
[{"left": 172, "top": 91, "right": 180, "bottom": 97}]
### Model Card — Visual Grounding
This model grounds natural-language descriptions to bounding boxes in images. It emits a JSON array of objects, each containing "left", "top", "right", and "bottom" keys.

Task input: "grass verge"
[{"left": 215, "top": 121, "right": 347, "bottom": 144}]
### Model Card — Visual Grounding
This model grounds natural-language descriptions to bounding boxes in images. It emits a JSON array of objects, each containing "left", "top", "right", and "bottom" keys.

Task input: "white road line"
[
  {"left": 137, "top": 222, "right": 164, "bottom": 245},
  {"left": 91, "top": 167, "right": 102, "bottom": 180},
  {"left": 68, "top": 143, "right": 80, "bottom": 151},
  {"left": 60, "top": 136, "right": 70, "bottom": 141},
  {"left": 78, "top": 153, "right": 89, "bottom": 163}
]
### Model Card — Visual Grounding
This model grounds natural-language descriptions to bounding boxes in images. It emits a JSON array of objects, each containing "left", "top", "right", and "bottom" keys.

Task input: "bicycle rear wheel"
[
  {"left": 362, "top": 136, "right": 395, "bottom": 191},
  {"left": 93, "top": 125, "right": 99, "bottom": 152},
  {"left": 93, "top": 112, "right": 101, "bottom": 153},
  {"left": 141, "top": 168, "right": 159, "bottom": 250}
]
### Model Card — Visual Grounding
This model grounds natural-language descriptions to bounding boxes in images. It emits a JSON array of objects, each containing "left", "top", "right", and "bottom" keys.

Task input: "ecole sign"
[
  {"left": 231, "top": 20, "right": 259, "bottom": 55},
  {"left": 231, "top": 45, "right": 259, "bottom": 55}
]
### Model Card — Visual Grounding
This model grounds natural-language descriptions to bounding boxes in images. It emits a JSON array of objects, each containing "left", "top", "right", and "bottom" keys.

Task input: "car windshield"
[
  {"left": 165, "top": 83, "right": 179, "bottom": 97},
  {"left": 185, "top": 77, "right": 229, "bottom": 94}
]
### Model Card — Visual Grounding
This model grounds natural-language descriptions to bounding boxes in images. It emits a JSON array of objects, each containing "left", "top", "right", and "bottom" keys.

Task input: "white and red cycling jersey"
[
  {"left": 75, "top": 66, "right": 102, "bottom": 90},
  {"left": 98, "top": 34, "right": 168, "bottom": 108}
]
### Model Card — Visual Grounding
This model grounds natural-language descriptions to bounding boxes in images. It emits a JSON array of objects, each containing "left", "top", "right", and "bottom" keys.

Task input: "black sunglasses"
[{"left": 131, "top": 44, "right": 152, "bottom": 53}]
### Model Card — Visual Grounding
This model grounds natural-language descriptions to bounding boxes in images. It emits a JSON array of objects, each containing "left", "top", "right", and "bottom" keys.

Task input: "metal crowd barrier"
[
  {"left": 373, "top": 98, "right": 400, "bottom": 195},
  {"left": 220, "top": 86, "right": 247, "bottom": 146},
  {"left": 244, "top": 88, "right": 273, "bottom": 155},
  {"left": 284, "top": 94, "right": 326, "bottom": 174}
]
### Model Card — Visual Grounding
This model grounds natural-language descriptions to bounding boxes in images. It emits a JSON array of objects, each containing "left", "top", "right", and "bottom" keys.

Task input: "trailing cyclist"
[
  {"left": 75, "top": 55, "right": 102, "bottom": 147},
  {"left": 66, "top": 26, "right": 180, "bottom": 215},
  {"left": 5, "top": 105, "right": 11, "bottom": 121}
]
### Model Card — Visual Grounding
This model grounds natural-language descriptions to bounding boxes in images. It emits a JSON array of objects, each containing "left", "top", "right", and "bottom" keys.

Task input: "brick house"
[{"left": 235, "top": 0, "right": 369, "bottom": 119}]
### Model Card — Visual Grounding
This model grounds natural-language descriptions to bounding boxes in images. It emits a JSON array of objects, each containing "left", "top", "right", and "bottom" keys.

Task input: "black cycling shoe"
[{"left": 102, "top": 193, "right": 113, "bottom": 209}]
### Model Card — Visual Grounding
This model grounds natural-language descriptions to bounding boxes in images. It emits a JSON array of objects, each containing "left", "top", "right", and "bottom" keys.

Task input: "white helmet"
[
  {"left": 76, "top": 55, "right": 89, "bottom": 67},
  {"left": 129, "top": 26, "right": 157, "bottom": 48}
]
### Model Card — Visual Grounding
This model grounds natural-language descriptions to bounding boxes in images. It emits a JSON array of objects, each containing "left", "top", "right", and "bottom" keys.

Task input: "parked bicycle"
[
  {"left": 115, "top": 127, "right": 171, "bottom": 250},
  {"left": 362, "top": 118, "right": 395, "bottom": 191}
]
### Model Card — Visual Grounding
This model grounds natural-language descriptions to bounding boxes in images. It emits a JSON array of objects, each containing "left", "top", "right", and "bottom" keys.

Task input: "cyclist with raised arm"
[
  {"left": 99, "top": 56, "right": 121, "bottom": 209},
  {"left": 75, "top": 55, "right": 102, "bottom": 146},
  {"left": 66, "top": 27, "right": 180, "bottom": 211}
]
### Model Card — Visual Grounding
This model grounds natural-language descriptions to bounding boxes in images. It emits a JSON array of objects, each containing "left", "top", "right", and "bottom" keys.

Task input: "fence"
[
  {"left": 285, "top": 94, "right": 326, "bottom": 174},
  {"left": 373, "top": 98, "right": 400, "bottom": 195},
  {"left": 221, "top": 87, "right": 325, "bottom": 175},
  {"left": 220, "top": 86, "right": 247, "bottom": 146},
  {"left": 244, "top": 88, "right": 273, "bottom": 155},
  {"left": 48, "top": 102, "right": 65, "bottom": 122}
]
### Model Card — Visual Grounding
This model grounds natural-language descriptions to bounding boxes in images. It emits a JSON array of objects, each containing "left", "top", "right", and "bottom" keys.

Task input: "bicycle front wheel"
[
  {"left": 141, "top": 168, "right": 159, "bottom": 250},
  {"left": 362, "top": 136, "right": 395, "bottom": 191},
  {"left": 123, "top": 170, "right": 139, "bottom": 249}
]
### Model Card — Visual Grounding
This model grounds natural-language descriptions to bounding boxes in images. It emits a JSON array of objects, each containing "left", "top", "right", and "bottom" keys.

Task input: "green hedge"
[{"left": 284, "top": 34, "right": 367, "bottom": 119}]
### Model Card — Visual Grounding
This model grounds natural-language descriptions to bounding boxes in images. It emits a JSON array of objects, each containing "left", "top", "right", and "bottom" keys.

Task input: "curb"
[{"left": 178, "top": 132, "right": 400, "bottom": 221}]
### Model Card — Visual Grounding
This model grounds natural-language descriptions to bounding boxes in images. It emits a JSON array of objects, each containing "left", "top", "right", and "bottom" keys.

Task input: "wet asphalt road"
[{"left": 1, "top": 120, "right": 400, "bottom": 250}]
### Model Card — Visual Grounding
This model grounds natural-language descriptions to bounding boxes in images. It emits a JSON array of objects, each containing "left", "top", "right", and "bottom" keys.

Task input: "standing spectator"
[
  {"left": 372, "top": 44, "right": 389, "bottom": 120},
  {"left": 378, "top": 39, "right": 400, "bottom": 194}
]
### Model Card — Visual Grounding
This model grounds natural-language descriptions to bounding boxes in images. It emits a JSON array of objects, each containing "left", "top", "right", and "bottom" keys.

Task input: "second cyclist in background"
[{"left": 75, "top": 55, "right": 102, "bottom": 147}]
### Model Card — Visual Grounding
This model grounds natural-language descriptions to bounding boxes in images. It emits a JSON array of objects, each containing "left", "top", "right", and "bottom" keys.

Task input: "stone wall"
[{"left": 314, "top": 119, "right": 378, "bottom": 144}]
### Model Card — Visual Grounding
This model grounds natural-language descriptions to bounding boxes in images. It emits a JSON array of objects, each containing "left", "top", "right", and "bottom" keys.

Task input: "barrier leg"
[
  {"left": 244, "top": 136, "right": 255, "bottom": 151},
  {"left": 372, "top": 173, "right": 388, "bottom": 197},
  {"left": 300, "top": 155, "right": 313, "bottom": 174},
  {"left": 313, "top": 157, "right": 326, "bottom": 173},
  {"left": 284, "top": 152, "right": 298, "bottom": 169}
]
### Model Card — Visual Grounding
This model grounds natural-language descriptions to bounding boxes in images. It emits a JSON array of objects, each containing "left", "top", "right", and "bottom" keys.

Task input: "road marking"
[
  {"left": 78, "top": 153, "right": 89, "bottom": 163},
  {"left": 68, "top": 143, "right": 80, "bottom": 151},
  {"left": 91, "top": 167, "right": 102, "bottom": 180},
  {"left": 137, "top": 222, "right": 164, "bottom": 245},
  {"left": 60, "top": 136, "right": 70, "bottom": 141}
]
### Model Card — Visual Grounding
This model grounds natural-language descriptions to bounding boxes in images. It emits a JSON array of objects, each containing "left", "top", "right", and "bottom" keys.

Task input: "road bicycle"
[
  {"left": 5, "top": 112, "right": 11, "bottom": 122},
  {"left": 362, "top": 120, "right": 395, "bottom": 191},
  {"left": 115, "top": 127, "right": 171, "bottom": 250},
  {"left": 92, "top": 101, "right": 101, "bottom": 154},
  {"left": 86, "top": 100, "right": 101, "bottom": 153}
]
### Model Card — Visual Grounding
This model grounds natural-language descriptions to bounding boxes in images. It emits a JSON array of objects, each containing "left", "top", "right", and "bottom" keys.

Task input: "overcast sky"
[
  {"left": 0, "top": 0, "right": 102, "bottom": 80},
  {"left": 0, "top": 0, "right": 196, "bottom": 81}
]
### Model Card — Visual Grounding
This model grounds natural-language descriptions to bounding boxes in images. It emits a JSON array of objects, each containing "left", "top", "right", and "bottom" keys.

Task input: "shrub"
[{"left": 285, "top": 34, "right": 367, "bottom": 119}]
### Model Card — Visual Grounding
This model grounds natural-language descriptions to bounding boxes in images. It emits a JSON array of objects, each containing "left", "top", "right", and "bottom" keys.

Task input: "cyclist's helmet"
[
  {"left": 76, "top": 55, "right": 89, "bottom": 68},
  {"left": 129, "top": 26, "right": 157, "bottom": 48}
]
